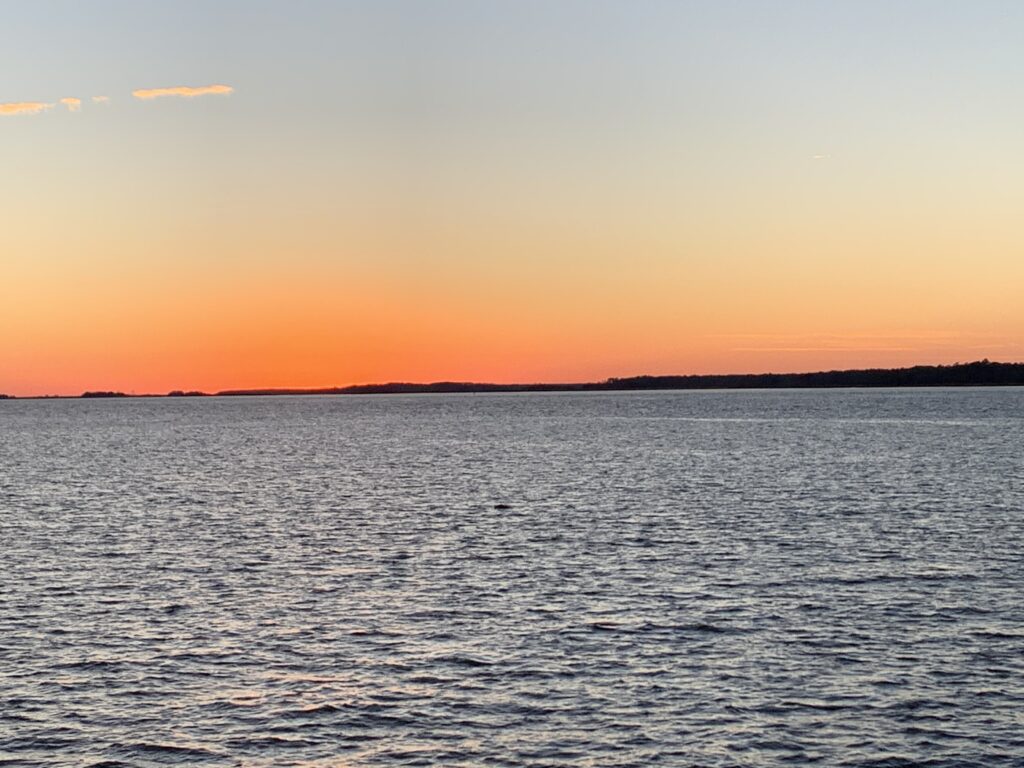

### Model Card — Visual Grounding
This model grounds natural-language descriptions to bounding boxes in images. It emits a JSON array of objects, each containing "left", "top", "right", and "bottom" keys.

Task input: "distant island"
[
  {"left": 220, "top": 360, "right": 1022, "bottom": 396},
  {"left": 1, "top": 360, "right": 1022, "bottom": 400}
]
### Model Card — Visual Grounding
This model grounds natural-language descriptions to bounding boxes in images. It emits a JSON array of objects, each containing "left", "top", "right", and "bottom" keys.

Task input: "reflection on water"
[{"left": 1, "top": 389, "right": 1024, "bottom": 765}]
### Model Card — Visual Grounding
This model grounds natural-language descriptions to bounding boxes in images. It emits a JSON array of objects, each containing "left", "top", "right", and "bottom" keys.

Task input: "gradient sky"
[{"left": 2, "top": 0, "right": 1022, "bottom": 395}]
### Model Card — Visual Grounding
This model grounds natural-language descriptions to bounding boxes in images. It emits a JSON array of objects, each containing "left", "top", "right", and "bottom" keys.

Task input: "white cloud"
[
  {"left": 0, "top": 101, "right": 53, "bottom": 116},
  {"left": 2, "top": 83, "right": 233, "bottom": 118},
  {"left": 133, "top": 84, "right": 234, "bottom": 100}
]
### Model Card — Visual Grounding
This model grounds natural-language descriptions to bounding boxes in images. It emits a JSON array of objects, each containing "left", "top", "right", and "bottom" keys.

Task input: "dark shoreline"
[{"left": 3, "top": 360, "right": 1023, "bottom": 400}]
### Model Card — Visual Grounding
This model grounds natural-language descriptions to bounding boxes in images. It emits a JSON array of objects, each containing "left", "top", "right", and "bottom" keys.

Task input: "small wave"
[
  {"left": 970, "top": 630, "right": 1024, "bottom": 640},
  {"left": 55, "top": 659, "right": 121, "bottom": 671},
  {"left": 669, "top": 621, "right": 734, "bottom": 634},
  {"left": 778, "top": 698, "right": 864, "bottom": 712},
  {"left": 348, "top": 627, "right": 404, "bottom": 637},
  {"left": 297, "top": 702, "right": 345, "bottom": 716},
  {"left": 225, "top": 735, "right": 319, "bottom": 750},
  {"left": 430, "top": 654, "right": 497, "bottom": 668},
  {"left": 110, "top": 742, "right": 224, "bottom": 759},
  {"left": 586, "top": 621, "right": 622, "bottom": 632}
]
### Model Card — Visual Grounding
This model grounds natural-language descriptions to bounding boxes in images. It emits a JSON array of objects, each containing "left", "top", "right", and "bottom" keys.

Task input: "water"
[{"left": 2, "top": 389, "right": 1023, "bottom": 767}]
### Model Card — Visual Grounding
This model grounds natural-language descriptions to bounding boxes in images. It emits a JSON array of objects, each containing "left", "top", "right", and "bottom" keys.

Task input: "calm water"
[{"left": 2, "top": 389, "right": 1023, "bottom": 767}]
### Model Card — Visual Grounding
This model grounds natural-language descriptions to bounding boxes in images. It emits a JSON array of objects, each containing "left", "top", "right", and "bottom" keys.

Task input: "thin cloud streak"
[
  {"left": 132, "top": 84, "right": 233, "bottom": 100},
  {"left": 709, "top": 332, "right": 994, "bottom": 343},
  {"left": 732, "top": 346, "right": 917, "bottom": 353},
  {"left": 0, "top": 101, "right": 53, "bottom": 116},
  {"left": 2, "top": 83, "right": 231, "bottom": 117}
]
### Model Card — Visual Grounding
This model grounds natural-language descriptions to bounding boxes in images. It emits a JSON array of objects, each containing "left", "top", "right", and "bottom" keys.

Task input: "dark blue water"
[{"left": 2, "top": 389, "right": 1023, "bottom": 766}]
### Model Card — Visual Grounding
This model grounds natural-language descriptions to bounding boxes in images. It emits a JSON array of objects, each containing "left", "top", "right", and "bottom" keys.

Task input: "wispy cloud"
[
  {"left": 132, "top": 84, "right": 233, "bottom": 100},
  {"left": 733, "top": 346, "right": 916, "bottom": 353},
  {"left": 712, "top": 331, "right": 1003, "bottom": 356},
  {"left": 3, "top": 85, "right": 231, "bottom": 117},
  {"left": 710, "top": 332, "right": 985, "bottom": 343},
  {"left": 0, "top": 101, "right": 53, "bottom": 116}
]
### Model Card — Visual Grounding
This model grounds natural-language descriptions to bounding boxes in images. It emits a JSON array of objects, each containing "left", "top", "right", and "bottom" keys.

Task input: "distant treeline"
[
  {"left": 1, "top": 360, "right": 1020, "bottom": 400},
  {"left": 599, "top": 359, "right": 1024, "bottom": 391},
  {"left": 217, "top": 360, "right": 1024, "bottom": 396}
]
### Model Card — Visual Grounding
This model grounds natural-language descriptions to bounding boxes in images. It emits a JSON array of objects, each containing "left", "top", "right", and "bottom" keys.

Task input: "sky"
[{"left": 2, "top": 0, "right": 1022, "bottom": 395}]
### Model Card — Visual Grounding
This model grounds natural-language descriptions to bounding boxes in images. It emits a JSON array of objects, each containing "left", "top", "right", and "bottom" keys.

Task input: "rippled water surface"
[{"left": 2, "top": 389, "right": 1024, "bottom": 766}]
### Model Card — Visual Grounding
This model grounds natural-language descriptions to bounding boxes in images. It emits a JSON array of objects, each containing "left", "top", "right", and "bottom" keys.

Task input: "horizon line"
[{"left": 2, "top": 359, "right": 1021, "bottom": 400}]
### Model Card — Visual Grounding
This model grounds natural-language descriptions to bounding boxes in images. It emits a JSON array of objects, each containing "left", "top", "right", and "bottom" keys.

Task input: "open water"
[{"left": 1, "top": 389, "right": 1023, "bottom": 766}]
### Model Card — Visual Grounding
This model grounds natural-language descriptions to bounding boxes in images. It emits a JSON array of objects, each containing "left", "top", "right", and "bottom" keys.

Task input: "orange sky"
[{"left": 2, "top": 2, "right": 1021, "bottom": 396}]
